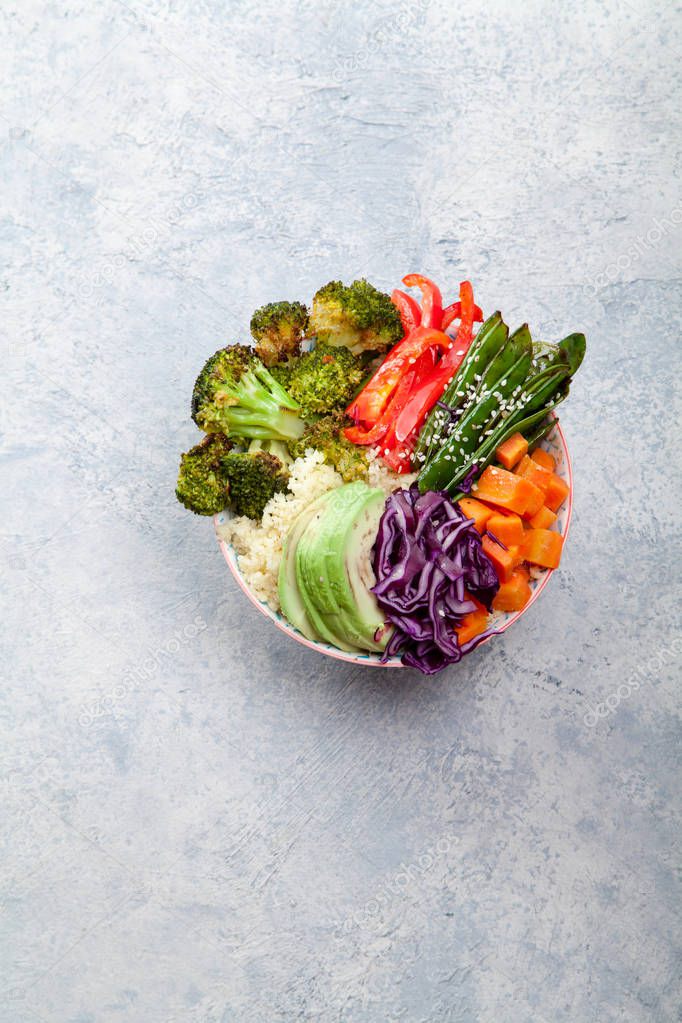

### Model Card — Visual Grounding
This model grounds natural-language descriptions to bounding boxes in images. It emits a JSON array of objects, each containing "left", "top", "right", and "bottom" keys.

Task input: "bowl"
[{"left": 215, "top": 419, "right": 573, "bottom": 668}]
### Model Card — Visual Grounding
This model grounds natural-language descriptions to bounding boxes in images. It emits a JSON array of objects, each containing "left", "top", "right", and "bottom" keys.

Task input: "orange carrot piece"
[
  {"left": 486, "top": 511, "right": 524, "bottom": 547},
  {"left": 531, "top": 448, "right": 555, "bottom": 472},
  {"left": 495, "top": 432, "right": 528, "bottom": 470},
  {"left": 458, "top": 497, "right": 493, "bottom": 534},
  {"left": 528, "top": 505, "right": 557, "bottom": 529},
  {"left": 492, "top": 567, "right": 532, "bottom": 612},
  {"left": 472, "top": 466, "right": 539, "bottom": 515},
  {"left": 544, "top": 472, "right": 570, "bottom": 512},
  {"left": 520, "top": 481, "right": 546, "bottom": 519},
  {"left": 522, "top": 528, "right": 563, "bottom": 569},
  {"left": 455, "top": 600, "right": 490, "bottom": 645},
  {"left": 515, "top": 454, "right": 553, "bottom": 494},
  {"left": 481, "top": 535, "right": 522, "bottom": 582}
]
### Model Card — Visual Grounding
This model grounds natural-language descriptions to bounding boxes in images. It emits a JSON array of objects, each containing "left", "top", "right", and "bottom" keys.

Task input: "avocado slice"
[
  {"left": 278, "top": 492, "right": 332, "bottom": 642},
  {"left": 321, "top": 488, "right": 390, "bottom": 651},
  {"left": 295, "top": 482, "right": 391, "bottom": 653},
  {"left": 295, "top": 492, "right": 364, "bottom": 653}
]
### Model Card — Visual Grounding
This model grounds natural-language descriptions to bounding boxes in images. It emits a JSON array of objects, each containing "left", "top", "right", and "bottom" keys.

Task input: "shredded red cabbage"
[
  {"left": 458, "top": 463, "right": 479, "bottom": 494},
  {"left": 485, "top": 528, "right": 507, "bottom": 551},
  {"left": 372, "top": 484, "right": 500, "bottom": 675}
]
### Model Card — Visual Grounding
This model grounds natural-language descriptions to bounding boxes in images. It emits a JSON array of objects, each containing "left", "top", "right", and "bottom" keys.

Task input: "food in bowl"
[{"left": 176, "top": 275, "right": 585, "bottom": 674}]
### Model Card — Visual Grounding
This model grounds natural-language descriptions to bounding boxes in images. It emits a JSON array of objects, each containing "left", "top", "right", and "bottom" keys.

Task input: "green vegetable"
[
  {"left": 417, "top": 330, "right": 585, "bottom": 493},
  {"left": 282, "top": 482, "right": 390, "bottom": 652},
  {"left": 415, "top": 312, "right": 508, "bottom": 464},
  {"left": 288, "top": 411, "right": 369, "bottom": 482},
  {"left": 309, "top": 278, "right": 402, "bottom": 355},
  {"left": 525, "top": 416, "right": 557, "bottom": 452},
  {"left": 222, "top": 448, "right": 289, "bottom": 520},
  {"left": 253, "top": 438, "right": 294, "bottom": 466},
  {"left": 250, "top": 300, "right": 309, "bottom": 367},
  {"left": 191, "top": 344, "right": 305, "bottom": 443},
  {"left": 283, "top": 344, "right": 367, "bottom": 419},
  {"left": 175, "top": 433, "right": 233, "bottom": 516},
  {"left": 418, "top": 325, "right": 532, "bottom": 492},
  {"left": 278, "top": 492, "right": 334, "bottom": 642}
]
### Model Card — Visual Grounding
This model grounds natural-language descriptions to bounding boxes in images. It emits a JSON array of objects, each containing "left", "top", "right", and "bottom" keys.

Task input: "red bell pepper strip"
[
  {"left": 402, "top": 274, "right": 443, "bottom": 330},
  {"left": 378, "top": 441, "right": 408, "bottom": 473},
  {"left": 344, "top": 347, "right": 437, "bottom": 446},
  {"left": 347, "top": 326, "right": 451, "bottom": 426},
  {"left": 376, "top": 281, "right": 478, "bottom": 468},
  {"left": 344, "top": 366, "right": 419, "bottom": 446},
  {"left": 451, "top": 280, "right": 476, "bottom": 351},
  {"left": 391, "top": 289, "right": 422, "bottom": 334},
  {"left": 441, "top": 300, "right": 483, "bottom": 331}
]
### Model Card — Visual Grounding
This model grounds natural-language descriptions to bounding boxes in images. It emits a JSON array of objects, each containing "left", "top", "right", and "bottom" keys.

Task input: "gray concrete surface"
[{"left": 2, "top": 1, "right": 681, "bottom": 1020}]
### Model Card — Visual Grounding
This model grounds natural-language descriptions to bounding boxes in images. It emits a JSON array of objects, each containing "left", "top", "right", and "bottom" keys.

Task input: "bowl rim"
[{"left": 215, "top": 418, "right": 573, "bottom": 668}]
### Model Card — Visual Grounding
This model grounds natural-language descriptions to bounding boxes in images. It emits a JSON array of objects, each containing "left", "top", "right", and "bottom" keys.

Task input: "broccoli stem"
[{"left": 224, "top": 406, "right": 305, "bottom": 442}]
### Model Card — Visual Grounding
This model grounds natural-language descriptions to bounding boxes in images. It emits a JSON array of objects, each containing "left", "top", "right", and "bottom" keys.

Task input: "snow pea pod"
[
  {"left": 446, "top": 386, "right": 570, "bottom": 496},
  {"left": 418, "top": 326, "right": 532, "bottom": 492},
  {"left": 415, "top": 312, "right": 508, "bottom": 463}
]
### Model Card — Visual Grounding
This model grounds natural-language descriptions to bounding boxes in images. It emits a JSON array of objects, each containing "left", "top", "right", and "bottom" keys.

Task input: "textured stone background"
[{"left": 2, "top": 1, "right": 681, "bottom": 1021}]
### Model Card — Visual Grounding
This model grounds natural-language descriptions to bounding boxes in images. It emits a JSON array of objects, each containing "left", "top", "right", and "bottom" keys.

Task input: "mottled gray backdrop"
[{"left": 2, "top": 1, "right": 681, "bottom": 1021}]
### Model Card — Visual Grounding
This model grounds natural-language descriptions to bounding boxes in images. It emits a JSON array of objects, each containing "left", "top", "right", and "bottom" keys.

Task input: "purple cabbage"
[
  {"left": 372, "top": 484, "right": 500, "bottom": 675},
  {"left": 458, "top": 463, "right": 479, "bottom": 494}
]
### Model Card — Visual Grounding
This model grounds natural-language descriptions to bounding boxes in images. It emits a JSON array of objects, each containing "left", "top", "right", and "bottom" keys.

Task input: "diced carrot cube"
[
  {"left": 486, "top": 511, "right": 524, "bottom": 547},
  {"left": 522, "top": 528, "right": 563, "bottom": 569},
  {"left": 455, "top": 600, "right": 490, "bottom": 645},
  {"left": 492, "top": 567, "right": 532, "bottom": 612},
  {"left": 528, "top": 505, "right": 557, "bottom": 529},
  {"left": 458, "top": 497, "right": 493, "bottom": 534},
  {"left": 495, "top": 432, "right": 528, "bottom": 470},
  {"left": 472, "top": 466, "right": 539, "bottom": 515},
  {"left": 515, "top": 454, "right": 553, "bottom": 494},
  {"left": 531, "top": 448, "right": 555, "bottom": 472},
  {"left": 520, "top": 482, "right": 546, "bottom": 519},
  {"left": 508, "top": 545, "right": 523, "bottom": 569},
  {"left": 544, "top": 472, "right": 570, "bottom": 512},
  {"left": 481, "top": 535, "right": 522, "bottom": 582}
]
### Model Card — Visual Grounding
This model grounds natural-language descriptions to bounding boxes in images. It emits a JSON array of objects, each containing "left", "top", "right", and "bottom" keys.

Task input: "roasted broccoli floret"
[
  {"left": 191, "top": 344, "right": 305, "bottom": 443},
  {"left": 309, "top": 278, "right": 402, "bottom": 355},
  {"left": 223, "top": 448, "right": 289, "bottom": 520},
  {"left": 268, "top": 361, "right": 294, "bottom": 392},
  {"left": 250, "top": 301, "right": 309, "bottom": 367},
  {"left": 282, "top": 344, "right": 367, "bottom": 419},
  {"left": 253, "top": 438, "right": 294, "bottom": 466},
  {"left": 288, "top": 412, "right": 369, "bottom": 483},
  {"left": 175, "top": 433, "right": 233, "bottom": 516}
]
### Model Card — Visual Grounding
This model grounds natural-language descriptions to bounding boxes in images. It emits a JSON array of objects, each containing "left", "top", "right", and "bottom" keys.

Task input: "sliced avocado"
[
  {"left": 295, "top": 501, "right": 363, "bottom": 653},
  {"left": 278, "top": 492, "right": 333, "bottom": 642},
  {"left": 296, "top": 482, "right": 391, "bottom": 653},
  {"left": 295, "top": 484, "right": 370, "bottom": 653},
  {"left": 322, "top": 488, "right": 390, "bottom": 651},
  {"left": 296, "top": 521, "right": 363, "bottom": 654}
]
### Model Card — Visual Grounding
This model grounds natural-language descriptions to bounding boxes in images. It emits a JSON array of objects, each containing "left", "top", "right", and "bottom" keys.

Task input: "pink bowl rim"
[{"left": 215, "top": 418, "right": 573, "bottom": 668}]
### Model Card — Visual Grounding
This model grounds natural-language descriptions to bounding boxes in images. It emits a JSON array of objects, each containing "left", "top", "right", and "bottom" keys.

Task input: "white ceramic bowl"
[{"left": 215, "top": 419, "right": 573, "bottom": 668}]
